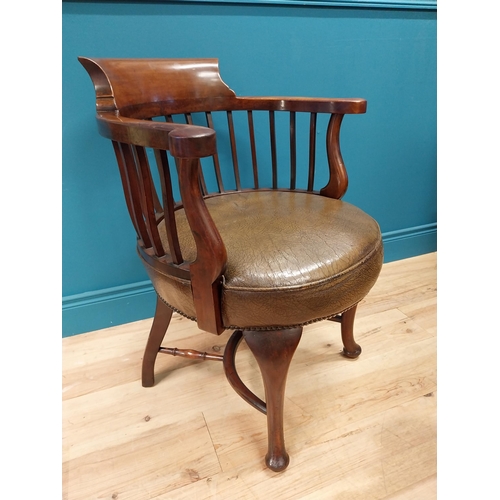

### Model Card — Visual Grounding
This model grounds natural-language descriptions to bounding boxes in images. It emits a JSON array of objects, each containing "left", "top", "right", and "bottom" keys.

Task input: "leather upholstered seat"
[
  {"left": 79, "top": 57, "right": 384, "bottom": 472},
  {"left": 150, "top": 190, "right": 383, "bottom": 329}
]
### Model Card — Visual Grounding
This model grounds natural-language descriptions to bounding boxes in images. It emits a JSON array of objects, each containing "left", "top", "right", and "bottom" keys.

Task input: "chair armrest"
[
  {"left": 96, "top": 113, "right": 217, "bottom": 156},
  {"left": 233, "top": 97, "right": 367, "bottom": 114}
]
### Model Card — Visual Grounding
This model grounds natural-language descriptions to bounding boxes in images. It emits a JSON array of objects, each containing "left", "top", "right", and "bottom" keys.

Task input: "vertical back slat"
[
  {"left": 290, "top": 111, "right": 296, "bottom": 190},
  {"left": 247, "top": 111, "right": 259, "bottom": 189},
  {"left": 118, "top": 143, "right": 152, "bottom": 248},
  {"left": 133, "top": 146, "right": 165, "bottom": 256},
  {"left": 269, "top": 111, "right": 277, "bottom": 189},
  {"left": 226, "top": 111, "right": 241, "bottom": 190},
  {"left": 148, "top": 160, "right": 163, "bottom": 216},
  {"left": 154, "top": 149, "right": 184, "bottom": 265},
  {"left": 308, "top": 112, "right": 317, "bottom": 192},
  {"left": 112, "top": 141, "right": 141, "bottom": 238},
  {"left": 206, "top": 112, "right": 225, "bottom": 193}
]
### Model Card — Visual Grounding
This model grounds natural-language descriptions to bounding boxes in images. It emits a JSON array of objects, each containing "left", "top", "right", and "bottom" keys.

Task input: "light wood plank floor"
[{"left": 63, "top": 252, "right": 436, "bottom": 499}]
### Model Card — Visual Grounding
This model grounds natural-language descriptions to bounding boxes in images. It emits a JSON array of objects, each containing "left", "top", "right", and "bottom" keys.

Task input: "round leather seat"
[{"left": 144, "top": 191, "right": 383, "bottom": 330}]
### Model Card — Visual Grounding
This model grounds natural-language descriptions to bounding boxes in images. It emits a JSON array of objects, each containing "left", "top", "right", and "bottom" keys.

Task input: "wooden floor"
[{"left": 62, "top": 252, "right": 437, "bottom": 500}]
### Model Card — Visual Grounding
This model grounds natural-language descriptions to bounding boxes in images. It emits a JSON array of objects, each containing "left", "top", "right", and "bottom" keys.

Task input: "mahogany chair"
[{"left": 79, "top": 57, "right": 383, "bottom": 472}]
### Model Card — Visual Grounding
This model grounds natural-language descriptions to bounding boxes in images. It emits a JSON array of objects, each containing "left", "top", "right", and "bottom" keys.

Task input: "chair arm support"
[
  {"left": 321, "top": 113, "right": 349, "bottom": 199},
  {"left": 175, "top": 155, "right": 228, "bottom": 335},
  {"left": 168, "top": 124, "right": 227, "bottom": 335}
]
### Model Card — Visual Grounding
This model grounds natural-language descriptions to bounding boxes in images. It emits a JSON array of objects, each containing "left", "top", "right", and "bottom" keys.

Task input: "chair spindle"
[
  {"left": 154, "top": 149, "right": 184, "bottom": 265},
  {"left": 226, "top": 111, "right": 242, "bottom": 190},
  {"left": 115, "top": 142, "right": 153, "bottom": 249},
  {"left": 132, "top": 145, "right": 165, "bottom": 257},
  {"left": 247, "top": 110, "right": 259, "bottom": 189},
  {"left": 113, "top": 141, "right": 145, "bottom": 243},
  {"left": 308, "top": 112, "right": 317, "bottom": 192},
  {"left": 269, "top": 111, "right": 278, "bottom": 189},
  {"left": 290, "top": 111, "right": 297, "bottom": 190},
  {"left": 205, "top": 112, "right": 225, "bottom": 193}
]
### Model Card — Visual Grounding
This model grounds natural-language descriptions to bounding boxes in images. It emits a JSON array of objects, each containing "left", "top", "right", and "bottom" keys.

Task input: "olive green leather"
[{"left": 142, "top": 191, "right": 383, "bottom": 330}]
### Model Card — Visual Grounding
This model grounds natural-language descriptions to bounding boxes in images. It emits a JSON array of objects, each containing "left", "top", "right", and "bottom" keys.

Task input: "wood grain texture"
[
  {"left": 62, "top": 252, "right": 436, "bottom": 499},
  {"left": 80, "top": 57, "right": 377, "bottom": 337}
]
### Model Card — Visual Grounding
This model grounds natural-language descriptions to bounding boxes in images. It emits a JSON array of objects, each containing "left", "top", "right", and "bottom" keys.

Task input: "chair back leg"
[
  {"left": 142, "top": 297, "right": 173, "bottom": 387},
  {"left": 340, "top": 305, "right": 362, "bottom": 359}
]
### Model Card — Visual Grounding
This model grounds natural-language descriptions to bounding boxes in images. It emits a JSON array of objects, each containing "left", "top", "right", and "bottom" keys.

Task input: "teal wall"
[{"left": 62, "top": 1, "right": 437, "bottom": 336}]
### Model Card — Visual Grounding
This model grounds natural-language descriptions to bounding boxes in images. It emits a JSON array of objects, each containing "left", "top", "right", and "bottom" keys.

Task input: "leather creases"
[{"left": 142, "top": 191, "right": 383, "bottom": 330}]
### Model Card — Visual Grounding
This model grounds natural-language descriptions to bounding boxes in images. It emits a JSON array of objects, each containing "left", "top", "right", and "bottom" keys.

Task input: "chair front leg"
[
  {"left": 142, "top": 296, "right": 173, "bottom": 387},
  {"left": 243, "top": 327, "right": 302, "bottom": 472}
]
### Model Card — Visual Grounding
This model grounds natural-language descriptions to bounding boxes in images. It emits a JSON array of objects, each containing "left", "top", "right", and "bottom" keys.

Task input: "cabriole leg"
[
  {"left": 243, "top": 327, "right": 302, "bottom": 472},
  {"left": 341, "top": 304, "right": 362, "bottom": 359},
  {"left": 142, "top": 296, "right": 173, "bottom": 387}
]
